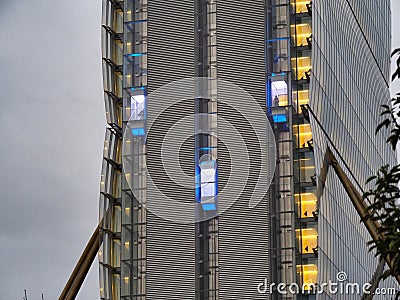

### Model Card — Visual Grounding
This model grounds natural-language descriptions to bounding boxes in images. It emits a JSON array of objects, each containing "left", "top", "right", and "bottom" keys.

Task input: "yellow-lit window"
[
  {"left": 125, "top": 207, "right": 131, "bottom": 218},
  {"left": 291, "top": 0, "right": 311, "bottom": 14},
  {"left": 103, "top": 140, "right": 110, "bottom": 158},
  {"left": 125, "top": 9, "right": 132, "bottom": 22},
  {"left": 122, "top": 238, "right": 130, "bottom": 261},
  {"left": 122, "top": 276, "right": 130, "bottom": 297},
  {"left": 293, "top": 124, "right": 312, "bottom": 148},
  {"left": 293, "top": 90, "right": 310, "bottom": 106},
  {"left": 291, "top": 24, "right": 312, "bottom": 47},
  {"left": 295, "top": 192, "right": 317, "bottom": 218},
  {"left": 296, "top": 228, "right": 318, "bottom": 254},
  {"left": 271, "top": 80, "right": 289, "bottom": 107},
  {"left": 292, "top": 57, "right": 311, "bottom": 80},
  {"left": 278, "top": 94, "right": 288, "bottom": 106},
  {"left": 297, "top": 264, "right": 318, "bottom": 289}
]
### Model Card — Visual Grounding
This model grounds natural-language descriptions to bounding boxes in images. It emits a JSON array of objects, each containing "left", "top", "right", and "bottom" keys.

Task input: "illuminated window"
[
  {"left": 293, "top": 90, "right": 310, "bottom": 106},
  {"left": 124, "top": 207, "right": 131, "bottom": 218},
  {"left": 293, "top": 124, "right": 312, "bottom": 148},
  {"left": 291, "top": 24, "right": 312, "bottom": 47},
  {"left": 130, "top": 94, "right": 146, "bottom": 120},
  {"left": 296, "top": 228, "right": 318, "bottom": 254},
  {"left": 199, "top": 159, "right": 217, "bottom": 211},
  {"left": 201, "top": 182, "right": 215, "bottom": 197},
  {"left": 297, "top": 264, "right": 318, "bottom": 290},
  {"left": 291, "top": 0, "right": 311, "bottom": 14},
  {"left": 271, "top": 80, "right": 288, "bottom": 107},
  {"left": 295, "top": 192, "right": 317, "bottom": 218},
  {"left": 292, "top": 57, "right": 311, "bottom": 80}
]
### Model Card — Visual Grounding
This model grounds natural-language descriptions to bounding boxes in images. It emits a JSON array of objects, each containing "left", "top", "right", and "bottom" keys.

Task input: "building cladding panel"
[
  {"left": 147, "top": 0, "right": 195, "bottom": 93},
  {"left": 98, "top": 0, "right": 397, "bottom": 298},
  {"left": 217, "top": 1, "right": 270, "bottom": 299},
  {"left": 218, "top": 99, "right": 270, "bottom": 299},
  {"left": 216, "top": 0, "right": 266, "bottom": 111},
  {"left": 311, "top": 0, "right": 397, "bottom": 298},
  {"left": 146, "top": 1, "right": 196, "bottom": 299},
  {"left": 346, "top": 0, "right": 391, "bottom": 80}
]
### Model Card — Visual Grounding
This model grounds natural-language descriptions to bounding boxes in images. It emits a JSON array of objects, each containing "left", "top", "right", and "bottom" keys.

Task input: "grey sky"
[
  {"left": 0, "top": 0, "right": 103, "bottom": 298},
  {"left": 0, "top": 1, "right": 399, "bottom": 299}
]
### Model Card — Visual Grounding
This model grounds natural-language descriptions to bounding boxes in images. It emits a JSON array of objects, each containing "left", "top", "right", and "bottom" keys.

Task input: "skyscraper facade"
[
  {"left": 98, "top": 0, "right": 395, "bottom": 299},
  {"left": 310, "top": 0, "right": 396, "bottom": 298},
  {"left": 268, "top": 1, "right": 396, "bottom": 299}
]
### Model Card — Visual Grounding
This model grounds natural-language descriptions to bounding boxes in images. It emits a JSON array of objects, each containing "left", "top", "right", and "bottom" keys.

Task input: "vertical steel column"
[
  {"left": 266, "top": 1, "right": 296, "bottom": 298},
  {"left": 194, "top": 0, "right": 218, "bottom": 298}
]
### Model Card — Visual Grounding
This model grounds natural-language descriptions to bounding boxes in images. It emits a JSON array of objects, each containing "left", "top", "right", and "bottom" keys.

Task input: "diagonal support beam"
[
  {"left": 324, "top": 147, "right": 400, "bottom": 285},
  {"left": 58, "top": 221, "right": 103, "bottom": 300}
]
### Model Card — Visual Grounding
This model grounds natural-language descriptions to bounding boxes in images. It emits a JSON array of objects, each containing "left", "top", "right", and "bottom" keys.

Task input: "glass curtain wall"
[
  {"left": 194, "top": 0, "right": 218, "bottom": 299},
  {"left": 100, "top": 0, "right": 124, "bottom": 299},
  {"left": 100, "top": 0, "right": 147, "bottom": 299},
  {"left": 267, "top": 0, "right": 317, "bottom": 298},
  {"left": 291, "top": 1, "right": 318, "bottom": 297},
  {"left": 121, "top": 0, "right": 147, "bottom": 299}
]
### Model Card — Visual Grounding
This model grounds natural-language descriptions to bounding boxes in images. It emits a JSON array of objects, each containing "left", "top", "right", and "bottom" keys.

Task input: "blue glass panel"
[
  {"left": 266, "top": 78, "right": 272, "bottom": 110},
  {"left": 271, "top": 72, "right": 286, "bottom": 77},
  {"left": 196, "top": 147, "right": 217, "bottom": 151},
  {"left": 273, "top": 114, "right": 287, "bottom": 123},
  {"left": 266, "top": 37, "right": 290, "bottom": 42},
  {"left": 202, "top": 203, "right": 217, "bottom": 211},
  {"left": 195, "top": 165, "right": 201, "bottom": 203},
  {"left": 131, "top": 86, "right": 146, "bottom": 91},
  {"left": 125, "top": 53, "right": 148, "bottom": 57},
  {"left": 131, "top": 128, "right": 145, "bottom": 136}
]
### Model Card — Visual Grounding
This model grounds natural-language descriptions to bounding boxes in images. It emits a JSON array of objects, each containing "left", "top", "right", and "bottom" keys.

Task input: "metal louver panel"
[
  {"left": 217, "top": 103, "right": 270, "bottom": 300},
  {"left": 147, "top": 0, "right": 195, "bottom": 93},
  {"left": 146, "top": 1, "right": 196, "bottom": 299},
  {"left": 217, "top": 1, "right": 270, "bottom": 299},
  {"left": 217, "top": 0, "right": 266, "bottom": 110},
  {"left": 146, "top": 216, "right": 196, "bottom": 299}
]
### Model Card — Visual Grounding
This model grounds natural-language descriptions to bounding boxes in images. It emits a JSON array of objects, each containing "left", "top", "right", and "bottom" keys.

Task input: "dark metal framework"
[{"left": 194, "top": 0, "right": 218, "bottom": 299}]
